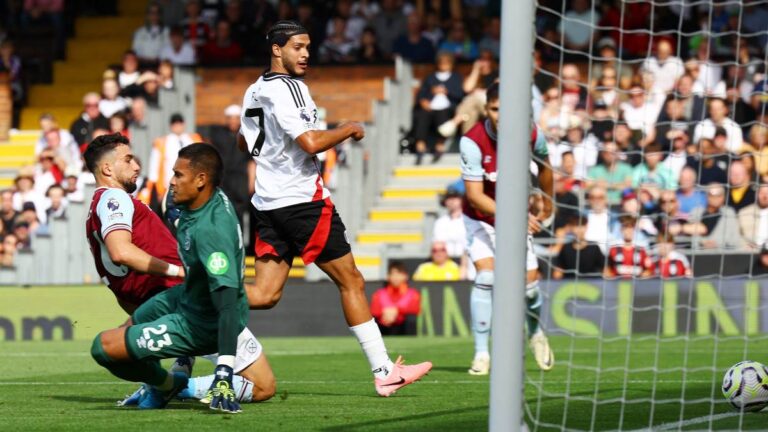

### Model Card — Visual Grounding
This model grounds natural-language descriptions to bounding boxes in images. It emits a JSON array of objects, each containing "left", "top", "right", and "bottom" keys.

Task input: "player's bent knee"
[
  {"left": 474, "top": 270, "right": 494, "bottom": 290},
  {"left": 90, "top": 334, "right": 113, "bottom": 366},
  {"left": 252, "top": 375, "right": 276, "bottom": 402}
]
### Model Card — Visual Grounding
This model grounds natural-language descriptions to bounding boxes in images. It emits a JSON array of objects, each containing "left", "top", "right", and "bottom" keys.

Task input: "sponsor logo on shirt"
[
  {"left": 108, "top": 212, "right": 124, "bottom": 221},
  {"left": 206, "top": 252, "right": 229, "bottom": 275}
]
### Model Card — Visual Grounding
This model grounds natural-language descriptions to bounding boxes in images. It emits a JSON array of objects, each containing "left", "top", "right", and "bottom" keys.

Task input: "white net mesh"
[{"left": 525, "top": 0, "right": 768, "bottom": 430}]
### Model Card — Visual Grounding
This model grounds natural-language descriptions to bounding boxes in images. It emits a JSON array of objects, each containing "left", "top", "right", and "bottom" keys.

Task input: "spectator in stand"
[
  {"left": 371, "top": 0, "right": 407, "bottom": 57},
  {"left": 12, "top": 168, "right": 44, "bottom": 219},
  {"left": 632, "top": 142, "right": 678, "bottom": 191},
  {"left": 586, "top": 141, "right": 633, "bottom": 206},
  {"left": 584, "top": 185, "right": 611, "bottom": 254},
  {"left": 421, "top": 11, "right": 444, "bottom": 48},
  {"left": 750, "top": 245, "right": 768, "bottom": 277},
  {"left": 157, "top": 60, "right": 174, "bottom": 89},
  {"left": 477, "top": 16, "right": 500, "bottom": 59},
  {"left": 654, "top": 189, "right": 697, "bottom": 240},
  {"left": 36, "top": 126, "right": 81, "bottom": 173},
  {"left": 137, "top": 71, "right": 161, "bottom": 107},
  {"left": 657, "top": 74, "right": 706, "bottom": 125},
  {"left": 392, "top": 12, "right": 435, "bottom": 64},
  {"left": 432, "top": 188, "right": 468, "bottom": 279},
  {"left": 689, "top": 183, "right": 745, "bottom": 250},
  {"left": 180, "top": 0, "right": 211, "bottom": 48},
  {"left": 0, "top": 40, "right": 22, "bottom": 113},
  {"left": 139, "top": 114, "right": 203, "bottom": 209},
  {"left": 293, "top": 2, "right": 323, "bottom": 61},
  {"left": 659, "top": 129, "right": 691, "bottom": 181},
  {"left": 438, "top": 20, "right": 479, "bottom": 61},
  {"left": 223, "top": 0, "right": 252, "bottom": 55},
  {"left": 98, "top": 79, "right": 129, "bottom": 119},
  {"left": 555, "top": 117, "right": 598, "bottom": 180},
  {"left": 209, "top": 104, "right": 253, "bottom": 225},
  {"left": 200, "top": 20, "right": 243, "bottom": 65},
  {"left": 621, "top": 86, "right": 658, "bottom": 147},
  {"left": 739, "top": 183, "right": 768, "bottom": 250},
  {"left": 117, "top": 51, "right": 141, "bottom": 89},
  {"left": 62, "top": 166, "right": 85, "bottom": 203},
  {"left": 748, "top": 124, "right": 768, "bottom": 178},
  {"left": 552, "top": 216, "right": 605, "bottom": 279},
  {"left": 132, "top": 3, "right": 169, "bottom": 64},
  {"left": 370, "top": 261, "right": 421, "bottom": 335},
  {"left": 558, "top": 0, "right": 600, "bottom": 54},
  {"left": 438, "top": 51, "right": 498, "bottom": 138},
  {"left": 727, "top": 161, "right": 756, "bottom": 213},
  {"left": 590, "top": 38, "right": 633, "bottom": 89},
  {"left": 688, "top": 38, "right": 724, "bottom": 97},
  {"left": 642, "top": 39, "right": 685, "bottom": 94},
  {"left": 552, "top": 171, "right": 580, "bottom": 232},
  {"left": 70, "top": 92, "right": 110, "bottom": 147},
  {"left": 351, "top": 0, "right": 380, "bottom": 21},
  {"left": 20, "top": 0, "right": 64, "bottom": 55},
  {"left": 692, "top": 98, "right": 743, "bottom": 153},
  {"left": 610, "top": 190, "right": 656, "bottom": 246},
  {"left": 685, "top": 138, "right": 729, "bottom": 185},
  {"left": 160, "top": 26, "right": 196, "bottom": 66},
  {"left": 109, "top": 113, "right": 129, "bottom": 139},
  {"left": 326, "top": 0, "right": 367, "bottom": 46},
  {"left": 33, "top": 149, "right": 61, "bottom": 202},
  {"left": 604, "top": 215, "right": 654, "bottom": 279},
  {"left": 319, "top": 17, "right": 357, "bottom": 64},
  {"left": 45, "top": 184, "right": 66, "bottom": 220},
  {"left": 591, "top": 68, "right": 621, "bottom": 115},
  {"left": 0, "top": 189, "right": 17, "bottom": 230},
  {"left": 652, "top": 232, "right": 692, "bottom": 278},
  {"left": 412, "top": 51, "right": 464, "bottom": 164},
  {"left": 1, "top": 233, "right": 18, "bottom": 267},
  {"left": 356, "top": 27, "right": 386, "bottom": 64},
  {"left": 413, "top": 240, "right": 460, "bottom": 281},
  {"left": 560, "top": 64, "right": 588, "bottom": 111},
  {"left": 655, "top": 99, "right": 694, "bottom": 153}
]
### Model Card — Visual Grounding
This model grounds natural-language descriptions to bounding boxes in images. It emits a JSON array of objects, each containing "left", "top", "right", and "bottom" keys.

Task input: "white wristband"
[
  {"left": 218, "top": 355, "right": 236, "bottom": 368},
  {"left": 166, "top": 264, "right": 181, "bottom": 277},
  {"left": 540, "top": 213, "right": 555, "bottom": 229}
]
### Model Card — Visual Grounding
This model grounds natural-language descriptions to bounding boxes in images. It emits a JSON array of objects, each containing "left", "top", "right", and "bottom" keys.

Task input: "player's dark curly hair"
[
  {"left": 486, "top": 81, "right": 499, "bottom": 104},
  {"left": 83, "top": 133, "right": 130, "bottom": 174},
  {"left": 178, "top": 143, "right": 223, "bottom": 187},
  {"left": 266, "top": 20, "right": 308, "bottom": 47}
]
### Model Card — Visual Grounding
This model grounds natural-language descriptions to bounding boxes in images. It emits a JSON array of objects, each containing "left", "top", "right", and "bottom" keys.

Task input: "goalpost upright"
[{"left": 490, "top": 0, "right": 537, "bottom": 430}]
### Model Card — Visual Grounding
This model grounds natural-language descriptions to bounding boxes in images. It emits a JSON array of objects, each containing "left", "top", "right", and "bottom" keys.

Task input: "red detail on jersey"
[
  {"left": 254, "top": 231, "right": 278, "bottom": 258},
  {"left": 606, "top": 244, "right": 652, "bottom": 278},
  {"left": 86, "top": 188, "right": 182, "bottom": 305},
  {"left": 301, "top": 198, "right": 333, "bottom": 264},
  {"left": 653, "top": 252, "right": 691, "bottom": 278},
  {"left": 312, "top": 174, "right": 324, "bottom": 201}
]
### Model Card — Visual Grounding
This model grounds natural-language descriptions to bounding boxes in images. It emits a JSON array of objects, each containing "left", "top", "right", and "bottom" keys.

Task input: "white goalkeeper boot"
[
  {"left": 529, "top": 329, "right": 554, "bottom": 371},
  {"left": 468, "top": 352, "right": 490, "bottom": 376}
]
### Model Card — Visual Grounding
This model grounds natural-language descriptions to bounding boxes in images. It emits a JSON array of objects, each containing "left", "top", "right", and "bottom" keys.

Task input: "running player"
[
  {"left": 237, "top": 20, "right": 431, "bottom": 397},
  {"left": 460, "top": 82, "right": 555, "bottom": 375},
  {"left": 84, "top": 136, "right": 274, "bottom": 408}
]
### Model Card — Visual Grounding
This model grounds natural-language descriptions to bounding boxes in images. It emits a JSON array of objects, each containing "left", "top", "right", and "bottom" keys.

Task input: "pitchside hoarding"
[{"left": 1, "top": 279, "right": 767, "bottom": 341}]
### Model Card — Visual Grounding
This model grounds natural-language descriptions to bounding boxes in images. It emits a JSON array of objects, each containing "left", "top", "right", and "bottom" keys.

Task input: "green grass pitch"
[{"left": 1, "top": 336, "right": 767, "bottom": 430}]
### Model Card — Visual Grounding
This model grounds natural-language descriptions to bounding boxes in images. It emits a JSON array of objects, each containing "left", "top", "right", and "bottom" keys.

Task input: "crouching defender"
[{"left": 90, "top": 143, "right": 262, "bottom": 412}]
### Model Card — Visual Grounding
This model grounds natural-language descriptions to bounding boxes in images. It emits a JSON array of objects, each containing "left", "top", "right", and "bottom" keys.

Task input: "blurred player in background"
[
  {"left": 238, "top": 20, "right": 431, "bottom": 397},
  {"left": 460, "top": 82, "right": 555, "bottom": 375},
  {"left": 84, "top": 135, "right": 275, "bottom": 409}
]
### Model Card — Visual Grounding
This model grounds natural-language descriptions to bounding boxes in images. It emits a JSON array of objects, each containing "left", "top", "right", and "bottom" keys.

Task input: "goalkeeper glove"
[{"left": 202, "top": 365, "right": 242, "bottom": 413}]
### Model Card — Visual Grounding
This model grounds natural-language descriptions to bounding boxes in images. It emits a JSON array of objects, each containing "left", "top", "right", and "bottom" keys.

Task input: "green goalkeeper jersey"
[{"left": 176, "top": 188, "right": 248, "bottom": 332}]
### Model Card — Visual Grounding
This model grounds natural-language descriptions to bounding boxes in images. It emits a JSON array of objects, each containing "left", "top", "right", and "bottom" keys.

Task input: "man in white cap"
[{"left": 210, "top": 104, "right": 254, "bottom": 226}]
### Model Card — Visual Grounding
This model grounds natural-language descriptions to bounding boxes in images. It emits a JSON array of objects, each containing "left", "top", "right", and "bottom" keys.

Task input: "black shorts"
[{"left": 253, "top": 198, "right": 351, "bottom": 265}]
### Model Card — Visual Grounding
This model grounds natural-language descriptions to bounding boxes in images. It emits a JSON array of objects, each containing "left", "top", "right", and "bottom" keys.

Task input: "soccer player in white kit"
[
  {"left": 460, "top": 82, "right": 555, "bottom": 375},
  {"left": 237, "top": 21, "right": 432, "bottom": 397}
]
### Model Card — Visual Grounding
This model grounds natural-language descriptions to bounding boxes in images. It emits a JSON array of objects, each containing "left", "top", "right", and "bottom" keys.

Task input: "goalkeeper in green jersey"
[{"left": 91, "top": 143, "right": 249, "bottom": 413}]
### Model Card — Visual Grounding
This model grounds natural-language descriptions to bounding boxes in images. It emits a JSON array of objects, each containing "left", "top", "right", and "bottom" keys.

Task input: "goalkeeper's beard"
[{"left": 121, "top": 178, "right": 138, "bottom": 194}]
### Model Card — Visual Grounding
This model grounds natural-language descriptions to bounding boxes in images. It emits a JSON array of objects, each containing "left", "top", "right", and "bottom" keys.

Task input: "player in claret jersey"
[
  {"left": 237, "top": 20, "right": 431, "bottom": 397},
  {"left": 460, "top": 82, "right": 555, "bottom": 375},
  {"left": 84, "top": 135, "right": 275, "bottom": 410}
]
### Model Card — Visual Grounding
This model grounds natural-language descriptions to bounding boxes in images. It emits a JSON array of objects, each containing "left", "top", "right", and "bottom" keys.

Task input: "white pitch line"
[{"left": 625, "top": 412, "right": 740, "bottom": 431}]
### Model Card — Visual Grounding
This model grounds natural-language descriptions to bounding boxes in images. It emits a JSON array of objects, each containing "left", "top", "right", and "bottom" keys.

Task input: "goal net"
[{"left": 525, "top": 0, "right": 768, "bottom": 429}]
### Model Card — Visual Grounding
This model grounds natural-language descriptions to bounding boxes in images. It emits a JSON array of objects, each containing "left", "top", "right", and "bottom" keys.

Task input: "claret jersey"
[{"left": 240, "top": 71, "right": 329, "bottom": 211}]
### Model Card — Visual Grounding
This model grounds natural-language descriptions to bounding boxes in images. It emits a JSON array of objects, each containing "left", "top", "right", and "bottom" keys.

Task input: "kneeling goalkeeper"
[{"left": 91, "top": 143, "right": 249, "bottom": 413}]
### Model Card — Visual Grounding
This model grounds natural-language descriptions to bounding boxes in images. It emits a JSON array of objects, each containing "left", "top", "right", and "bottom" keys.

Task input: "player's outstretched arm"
[
  {"left": 104, "top": 231, "right": 184, "bottom": 278},
  {"left": 295, "top": 122, "right": 365, "bottom": 155}
]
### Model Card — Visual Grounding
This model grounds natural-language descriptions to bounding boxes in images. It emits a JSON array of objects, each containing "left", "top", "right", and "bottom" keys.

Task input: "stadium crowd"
[{"left": 2, "top": 0, "right": 768, "bottom": 280}]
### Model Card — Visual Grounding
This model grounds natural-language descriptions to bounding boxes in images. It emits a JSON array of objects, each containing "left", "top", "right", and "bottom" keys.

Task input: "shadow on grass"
[
  {"left": 431, "top": 366, "right": 480, "bottom": 374},
  {"left": 320, "top": 405, "right": 487, "bottom": 431}
]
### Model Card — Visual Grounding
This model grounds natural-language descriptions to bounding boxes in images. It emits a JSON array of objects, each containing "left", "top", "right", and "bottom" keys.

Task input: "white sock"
[
  {"left": 471, "top": 286, "right": 493, "bottom": 358},
  {"left": 350, "top": 318, "right": 393, "bottom": 379},
  {"left": 184, "top": 375, "right": 254, "bottom": 402}
]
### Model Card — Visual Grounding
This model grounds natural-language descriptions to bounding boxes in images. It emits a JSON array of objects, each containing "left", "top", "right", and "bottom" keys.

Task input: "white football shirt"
[{"left": 240, "top": 72, "right": 329, "bottom": 210}]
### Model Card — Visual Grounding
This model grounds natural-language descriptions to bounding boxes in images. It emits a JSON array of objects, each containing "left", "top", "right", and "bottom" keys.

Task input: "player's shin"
[
  {"left": 525, "top": 279, "right": 542, "bottom": 339},
  {"left": 179, "top": 374, "right": 256, "bottom": 402},
  {"left": 90, "top": 335, "right": 168, "bottom": 386},
  {"left": 350, "top": 318, "right": 394, "bottom": 379},
  {"left": 471, "top": 270, "right": 494, "bottom": 357}
]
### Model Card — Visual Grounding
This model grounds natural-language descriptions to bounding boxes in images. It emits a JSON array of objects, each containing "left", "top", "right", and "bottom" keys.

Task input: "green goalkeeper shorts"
[{"left": 126, "top": 285, "right": 217, "bottom": 361}]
